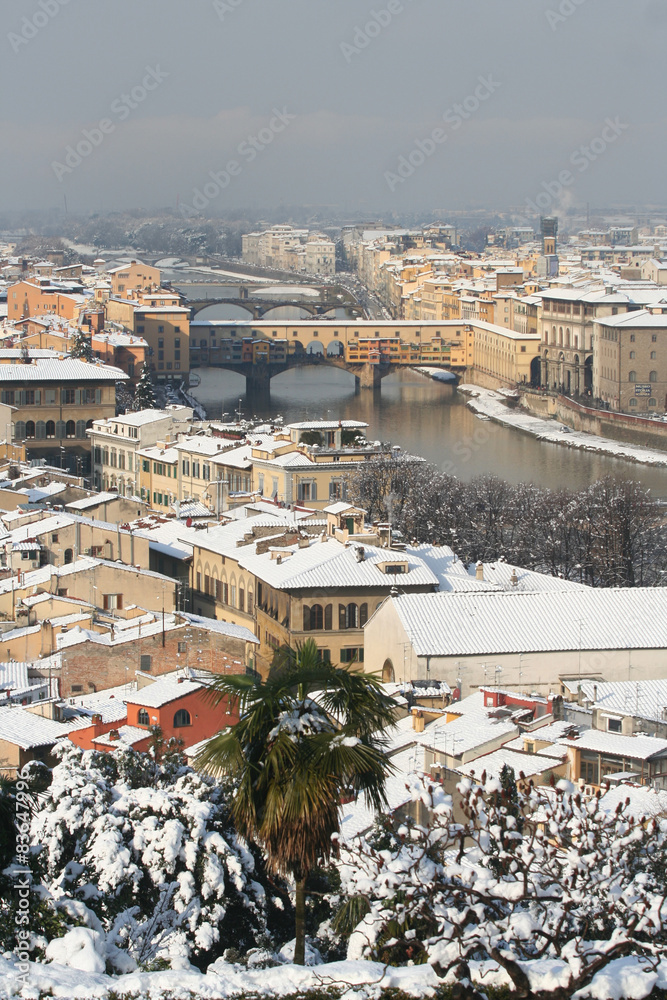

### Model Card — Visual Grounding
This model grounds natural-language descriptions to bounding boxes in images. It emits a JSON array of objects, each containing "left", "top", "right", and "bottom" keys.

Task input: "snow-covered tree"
[
  {"left": 30, "top": 744, "right": 286, "bottom": 972},
  {"left": 68, "top": 329, "right": 94, "bottom": 362},
  {"left": 337, "top": 771, "right": 667, "bottom": 999},
  {"left": 134, "top": 364, "right": 156, "bottom": 410}
]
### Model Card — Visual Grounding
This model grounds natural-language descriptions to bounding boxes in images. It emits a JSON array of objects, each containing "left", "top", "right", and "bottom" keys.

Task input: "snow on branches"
[
  {"left": 338, "top": 770, "right": 667, "bottom": 999},
  {"left": 29, "top": 744, "right": 280, "bottom": 973}
]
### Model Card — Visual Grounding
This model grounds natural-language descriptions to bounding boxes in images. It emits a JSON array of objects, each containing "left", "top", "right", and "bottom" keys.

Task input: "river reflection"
[{"left": 189, "top": 366, "right": 667, "bottom": 497}]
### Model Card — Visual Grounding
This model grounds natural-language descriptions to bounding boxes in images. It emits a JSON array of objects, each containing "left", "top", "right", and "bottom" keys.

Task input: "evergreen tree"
[
  {"left": 134, "top": 364, "right": 156, "bottom": 410},
  {"left": 69, "top": 329, "right": 94, "bottom": 362}
]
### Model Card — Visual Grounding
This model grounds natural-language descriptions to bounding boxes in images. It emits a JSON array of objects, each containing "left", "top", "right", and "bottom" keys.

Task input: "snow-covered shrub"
[
  {"left": 337, "top": 770, "right": 667, "bottom": 999},
  {"left": 30, "top": 744, "right": 287, "bottom": 972}
]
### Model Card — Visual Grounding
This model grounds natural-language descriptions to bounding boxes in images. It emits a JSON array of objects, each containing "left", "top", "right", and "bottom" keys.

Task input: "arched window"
[
  {"left": 629, "top": 371, "right": 637, "bottom": 382},
  {"left": 76, "top": 420, "right": 86, "bottom": 439},
  {"left": 382, "top": 659, "right": 395, "bottom": 683},
  {"left": 324, "top": 603, "right": 332, "bottom": 630},
  {"left": 565, "top": 328, "right": 570, "bottom": 348},
  {"left": 64, "top": 548, "right": 73, "bottom": 565},
  {"left": 649, "top": 398, "right": 657, "bottom": 407},
  {"left": 86, "top": 419, "right": 94, "bottom": 429},
  {"left": 342, "top": 603, "right": 358, "bottom": 629},
  {"left": 66, "top": 420, "right": 76, "bottom": 438},
  {"left": 173, "top": 708, "right": 191, "bottom": 727},
  {"left": 46, "top": 420, "right": 56, "bottom": 439},
  {"left": 649, "top": 371, "right": 658, "bottom": 382},
  {"left": 137, "top": 708, "right": 149, "bottom": 726},
  {"left": 303, "top": 605, "right": 311, "bottom": 631},
  {"left": 360, "top": 603, "right": 368, "bottom": 627},
  {"left": 310, "top": 604, "right": 323, "bottom": 630},
  {"left": 25, "top": 420, "right": 35, "bottom": 439},
  {"left": 629, "top": 351, "right": 636, "bottom": 359},
  {"left": 629, "top": 399, "right": 638, "bottom": 407},
  {"left": 559, "top": 327, "right": 563, "bottom": 345}
]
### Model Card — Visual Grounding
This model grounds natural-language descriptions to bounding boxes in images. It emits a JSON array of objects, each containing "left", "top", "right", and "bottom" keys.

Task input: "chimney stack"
[
  {"left": 411, "top": 708, "right": 425, "bottom": 733},
  {"left": 476, "top": 561, "right": 484, "bottom": 582}
]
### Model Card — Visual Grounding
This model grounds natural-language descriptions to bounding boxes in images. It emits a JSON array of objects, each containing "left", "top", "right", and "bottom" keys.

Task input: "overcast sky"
[{"left": 1, "top": 0, "right": 665, "bottom": 216}]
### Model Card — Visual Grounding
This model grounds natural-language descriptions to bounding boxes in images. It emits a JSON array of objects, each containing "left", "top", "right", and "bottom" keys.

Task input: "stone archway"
[{"left": 382, "top": 659, "right": 395, "bottom": 683}]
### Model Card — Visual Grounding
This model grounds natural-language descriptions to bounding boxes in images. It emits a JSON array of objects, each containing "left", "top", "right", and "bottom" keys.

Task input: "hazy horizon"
[{"left": 1, "top": 0, "right": 665, "bottom": 218}]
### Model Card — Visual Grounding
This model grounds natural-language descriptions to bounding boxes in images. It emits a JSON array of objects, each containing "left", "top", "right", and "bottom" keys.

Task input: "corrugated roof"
[
  {"left": 392, "top": 589, "right": 667, "bottom": 657},
  {"left": 0, "top": 359, "right": 126, "bottom": 381}
]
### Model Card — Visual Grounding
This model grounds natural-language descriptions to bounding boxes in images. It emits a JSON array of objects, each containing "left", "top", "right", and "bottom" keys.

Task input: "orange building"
[
  {"left": 7, "top": 281, "right": 83, "bottom": 322},
  {"left": 70, "top": 672, "right": 237, "bottom": 754}
]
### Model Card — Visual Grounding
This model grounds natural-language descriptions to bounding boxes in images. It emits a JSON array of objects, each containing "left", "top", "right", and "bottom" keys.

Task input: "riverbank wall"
[{"left": 519, "top": 390, "right": 667, "bottom": 453}]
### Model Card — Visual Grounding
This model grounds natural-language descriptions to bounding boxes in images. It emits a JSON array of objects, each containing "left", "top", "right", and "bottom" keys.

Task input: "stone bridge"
[
  {"left": 187, "top": 288, "right": 358, "bottom": 321},
  {"left": 191, "top": 352, "right": 393, "bottom": 394}
]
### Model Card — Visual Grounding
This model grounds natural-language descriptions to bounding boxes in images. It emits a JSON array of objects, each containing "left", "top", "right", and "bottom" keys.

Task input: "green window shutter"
[
  {"left": 95, "top": 388, "right": 101, "bottom": 404},
  {"left": 34, "top": 390, "right": 41, "bottom": 405},
  {"left": 75, "top": 390, "right": 82, "bottom": 405}
]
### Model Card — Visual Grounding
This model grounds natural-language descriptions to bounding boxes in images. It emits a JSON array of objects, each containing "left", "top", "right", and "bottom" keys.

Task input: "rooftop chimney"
[
  {"left": 476, "top": 561, "right": 484, "bottom": 582},
  {"left": 411, "top": 708, "right": 425, "bottom": 733},
  {"left": 510, "top": 568, "right": 518, "bottom": 588}
]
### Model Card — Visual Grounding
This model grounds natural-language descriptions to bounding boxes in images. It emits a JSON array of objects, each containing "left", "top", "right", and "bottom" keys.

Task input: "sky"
[{"left": 1, "top": 0, "right": 665, "bottom": 216}]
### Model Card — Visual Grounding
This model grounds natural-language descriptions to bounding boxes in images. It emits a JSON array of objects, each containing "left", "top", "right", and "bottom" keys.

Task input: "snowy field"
[{"left": 459, "top": 385, "right": 667, "bottom": 468}]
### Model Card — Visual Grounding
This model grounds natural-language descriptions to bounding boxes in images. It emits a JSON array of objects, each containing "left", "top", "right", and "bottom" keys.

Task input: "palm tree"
[{"left": 196, "top": 639, "right": 397, "bottom": 964}]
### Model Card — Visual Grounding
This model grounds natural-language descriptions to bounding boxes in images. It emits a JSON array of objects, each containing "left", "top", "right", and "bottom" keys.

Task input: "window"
[
  {"left": 607, "top": 718, "right": 622, "bottom": 733},
  {"left": 649, "top": 398, "right": 657, "bottom": 406},
  {"left": 64, "top": 548, "right": 73, "bottom": 564},
  {"left": 63, "top": 388, "right": 75, "bottom": 404},
  {"left": 629, "top": 371, "right": 637, "bottom": 382},
  {"left": 174, "top": 708, "right": 191, "bottom": 727},
  {"left": 182, "top": 460, "right": 190, "bottom": 476},
  {"left": 649, "top": 371, "right": 658, "bottom": 382},
  {"left": 51, "top": 533, "right": 59, "bottom": 543},
  {"left": 629, "top": 399, "right": 638, "bottom": 406},
  {"left": 103, "top": 593, "right": 123, "bottom": 610},
  {"left": 140, "top": 654, "right": 152, "bottom": 672},
  {"left": 651, "top": 351, "right": 657, "bottom": 360},
  {"left": 66, "top": 420, "right": 76, "bottom": 438},
  {"left": 137, "top": 708, "right": 149, "bottom": 726},
  {"left": 46, "top": 420, "right": 55, "bottom": 439},
  {"left": 339, "top": 603, "right": 359, "bottom": 629},
  {"left": 652, "top": 334, "right": 658, "bottom": 342},
  {"left": 230, "top": 584, "right": 237, "bottom": 607},
  {"left": 142, "top": 460, "right": 150, "bottom": 472},
  {"left": 25, "top": 420, "right": 35, "bottom": 439},
  {"left": 629, "top": 351, "right": 635, "bottom": 359},
  {"left": 340, "top": 648, "right": 364, "bottom": 663},
  {"left": 202, "top": 464, "right": 210, "bottom": 481},
  {"left": 192, "top": 461, "right": 200, "bottom": 479},
  {"left": 178, "top": 641, "right": 187, "bottom": 653},
  {"left": 239, "top": 587, "right": 245, "bottom": 612}
]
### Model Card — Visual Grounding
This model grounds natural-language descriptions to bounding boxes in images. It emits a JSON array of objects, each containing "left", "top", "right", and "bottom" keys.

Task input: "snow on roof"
[
  {"left": 597, "top": 783, "right": 667, "bottom": 819},
  {"left": 564, "top": 729, "right": 667, "bottom": 761},
  {"left": 66, "top": 492, "right": 122, "bottom": 510},
  {"left": 287, "top": 420, "right": 368, "bottom": 431},
  {"left": 0, "top": 705, "right": 75, "bottom": 749},
  {"left": 576, "top": 679, "right": 667, "bottom": 723},
  {"left": 392, "top": 589, "right": 667, "bottom": 657},
  {"left": 65, "top": 682, "right": 136, "bottom": 724},
  {"left": 127, "top": 674, "right": 206, "bottom": 709},
  {"left": 237, "top": 538, "right": 439, "bottom": 591},
  {"left": 0, "top": 359, "right": 126, "bottom": 382},
  {"left": 470, "top": 561, "right": 588, "bottom": 593},
  {"left": 458, "top": 747, "right": 564, "bottom": 781},
  {"left": 92, "top": 725, "right": 149, "bottom": 749}
]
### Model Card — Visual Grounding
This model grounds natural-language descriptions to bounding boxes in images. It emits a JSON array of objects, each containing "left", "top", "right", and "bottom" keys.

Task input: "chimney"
[
  {"left": 411, "top": 707, "right": 425, "bottom": 733},
  {"left": 355, "top": 546, "right": 365, "bottom": 562},
  {"left": 510, "top": 568, "right": 518, "bottom": 588},
  {"left": 476, "top": 561, "right": 484, "bottom": 581},
  {"left": 108, "top": 729, "right": 120, "bottom": 741}
]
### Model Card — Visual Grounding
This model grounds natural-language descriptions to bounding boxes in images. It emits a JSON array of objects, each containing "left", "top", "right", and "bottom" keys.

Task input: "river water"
[{"left": 188, "top": 366, "right": 667, "bottom": 497}]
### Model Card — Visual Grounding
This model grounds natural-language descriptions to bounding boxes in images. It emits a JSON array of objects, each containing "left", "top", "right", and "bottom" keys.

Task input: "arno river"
[{"left": 189, "top": 366, "right": 667, "bottom": 498}]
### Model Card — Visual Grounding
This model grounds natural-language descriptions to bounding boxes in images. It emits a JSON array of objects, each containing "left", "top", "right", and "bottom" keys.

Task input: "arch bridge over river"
[{"left": 188, "top": 318, "right": 472, "bottom": 394}]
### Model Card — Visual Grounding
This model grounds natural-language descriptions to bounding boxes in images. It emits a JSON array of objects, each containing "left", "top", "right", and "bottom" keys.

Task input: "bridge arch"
[
  {"left": 326, "top": 340, "right": 345, "bottom": 357},
  {"left": 306, "top": 340, "right": 324, "bottom": 356}
]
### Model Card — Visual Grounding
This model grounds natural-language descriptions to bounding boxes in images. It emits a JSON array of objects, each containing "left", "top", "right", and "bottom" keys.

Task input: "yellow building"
[
  {"left": 107, "top": 260, "right": 160, "bottom": 297},
  {"left": 472, "top": 322, "right": 541, "bottom": 387}
]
